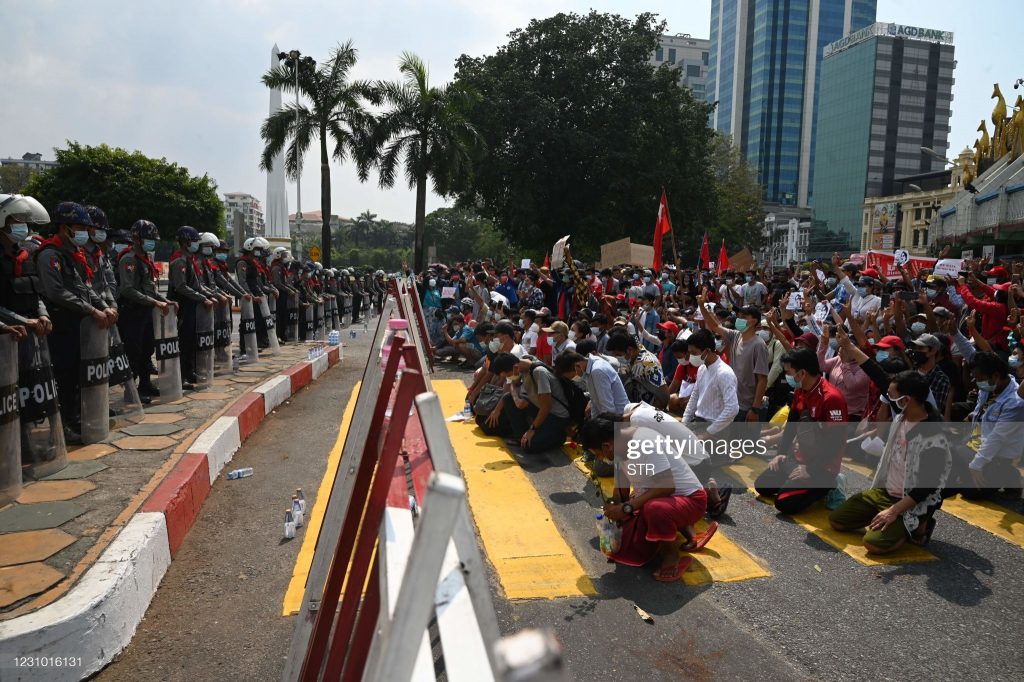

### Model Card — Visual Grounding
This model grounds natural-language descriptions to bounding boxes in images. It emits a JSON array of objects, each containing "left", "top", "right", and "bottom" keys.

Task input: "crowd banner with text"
[
  {"left": 933, "top": 258, "right": 965, "bottom": 278},
  {"left": 863, "top": 250, "right": 936, "bottom": 278}
]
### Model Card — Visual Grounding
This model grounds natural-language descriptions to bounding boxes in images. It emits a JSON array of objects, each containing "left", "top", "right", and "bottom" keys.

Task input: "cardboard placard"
[
  {"left": 894, "top": 249, "right": 910, "bottom": 266},
  {"left": 441, "top": 286, "right": 458, "bottom": 300},
  {"left": 520, "top": 258, "right": 531, "bottom": 269},
  {"left": 728, "top": 248, "right": 755, "bottom": 273},
  {"left": 933, "top": 258, "right": 964, "bottom": 278},
  {"left": 551, "top": 235, "right": 571, "bottom": 269},
  {"left": 787, "top": 291, "right": 804, "bottom": 311}
]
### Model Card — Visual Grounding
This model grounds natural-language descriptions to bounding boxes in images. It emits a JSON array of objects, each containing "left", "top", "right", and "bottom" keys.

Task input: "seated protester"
[
  {"left": 700, "top": 301, "right": 769, "bottom": 423},
  {"left": 575, "top": 338, "right": 621, "bottom": 373},
  {"left": 638, "top": 293, "right": 660, "bottom": 352},
  {"left": 953, "top": 274, "right": 1010, "bottom": 352},
  {"left": 520, "top": 309, "right": 540, "bottom": 355},
  {"left": 448, "top": 315, "right": 485, "bottom": 365},
  {"left": 578, "top": 417, "right": 714, "bottom": 582},
  {"left": 533, "top": 312, "right": 554, "bottom": 364},
  {"left": 570, "top": 319, "right": 595, "bottom": 344},
  {"left": 755, "top": 347, "right": 849, "bottom": 515},
  {"left": 681, "top": 328, "right": 740, "bottom": 435},
  {"left": 501, "top": 353, "right": 579, "bottom": 453},
  {"left": 829, "top": 371, "right": 952, "bottom": 553},
  {"left": 907, "top": 333, "right": 953, "bottom": 420},
  {"left": 592, "top": 313, "right": 611, "bottom": 353},
  {"left": 575, "top": 338, "right": 629, "bottom": 418},
  {"left": 667, "top": 340, "right": 698, "bottom": 415},
  {"left": 492, "top": 320, "right": 526, "bottom": 358},
  {"left": 953, "top": 352, "right": 1024, "bottom": 498},
  {"left": 606, "top": 331, "right": 669, "bottom": 409},
  {"left": 817, "top": 325, "right": 871, "bottom": 422},
  {"left": 544, "top": 320, "right": 576, "bottom": 363},
  {"left": 435, "top": 305, "right": 466, "bottom": 359}
]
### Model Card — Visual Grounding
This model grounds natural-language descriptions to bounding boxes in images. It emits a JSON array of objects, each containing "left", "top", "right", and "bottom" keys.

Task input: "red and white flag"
[{"left": 652, "top": 190, "right": 672, "bottom": 270}]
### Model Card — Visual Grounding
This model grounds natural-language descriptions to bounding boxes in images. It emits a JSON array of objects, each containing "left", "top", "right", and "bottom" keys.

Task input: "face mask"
[
  {"left": 143, "top": 239, "right": 157, "bottom": 252},
  {"left": 688, "top": 353, "right": 703, "bottom": 367},
  {"left": 688, "top": 322, "right": 697, "bottom": 332},
  {"left": 825, "top": 278, "right": 837, "bottom": 288},
  {"left": 856, "top": 287, "right": 868, "bottom": 297},
  {"left": 910, "top": 322, "right": 926, "bottom": 335},
  {"left": 567, "top": 330, "right": 577, "bottom": 341},
  {"left": 72, "top": 230, "right": 90, "bottom": 246},
  {"left": 215, "top": 252, "right": 228, "bottom": 262},
  {"left": 488, "top": 339, "right": 501, "bottom": 353},
  {"left": 643, "top": 277, "right": 651, "bottom": 284},
  {"left": 875, "top": 350, "right": 890, "bottom": 363},
  {"left": 976, "top": 380, "right": 995, "bottom": 392},
  {"left": 91, "top": 229, "right": 107, "bottom": 243},
  {"left": 785, "top": 373, "right": 799, "bottom": 388},
  {"left": 828, "top": 339, "right": 839, "bottom": 351},
  {"left": 715, "top": 339, "right": 725, "bottom": 352},
  {"left": 113, "top": 243, "right": 130, "bottom": 254},
  {"left": 428, "top": 279, "right": 436, "bottom": 287},
  {"left": 735, "top": 319, "right": 748, "bottom": 332},
  {"left": 757, "top": 329, "right": 770, "bottom": 342},
  {"left": 8, "top": 223, "right": 29, "bottom": 241},
  {"left": 188, "top": 241, "right": 200, "bottom": 253},
  {"left": 892, "top": 395, "right": 909, "bottom": 410},
  {"left": 1010, "top": 356, "right": 1022, "bottom": 369},
  {"left": 926, "top": 288, "right": 939, "bottom": 299},
  {"left": 202, "top": 246, "right": 213, "bottom": 256},
  {"left": 987, "top": 278, "right": 997, "bottom": 286},
  {"left": 907, "top": 349, "right": 928, "bottom": 367},
  {"left": 661, "top": 274, "right": 668, "bottom": 280},
  {"left": 726, "top": 279, "right": 734, "bottom": 285},
  {"left": 266, "top": 255, "right": 274, "bottom": 264}
]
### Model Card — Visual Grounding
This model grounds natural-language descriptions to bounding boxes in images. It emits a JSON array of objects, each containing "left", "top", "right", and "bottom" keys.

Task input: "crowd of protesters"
[{"left": 414, "top": 244, "right": 1024, "bottom": 580}]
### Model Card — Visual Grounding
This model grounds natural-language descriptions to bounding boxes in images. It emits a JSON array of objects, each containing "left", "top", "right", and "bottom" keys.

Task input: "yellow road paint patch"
[
  {"left": 434, "top": 380, "right": 596, "bottom": 600},
  {"left": 941, "top": 496, "right": 1024, "bottom": 549},
  {"left": 567, "top": 450, "right": 770, "bottom": 585},
  {"left": 282, "top": 382, "right": 361, "bottom": 617},
  {"left": 725, "top": 456, "right": 935, "bottom": 566}
]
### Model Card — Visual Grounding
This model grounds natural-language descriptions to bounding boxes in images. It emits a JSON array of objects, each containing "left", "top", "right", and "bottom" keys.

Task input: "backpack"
[{"left": 528, "top": 362, "right": 589, "bottom": 426}]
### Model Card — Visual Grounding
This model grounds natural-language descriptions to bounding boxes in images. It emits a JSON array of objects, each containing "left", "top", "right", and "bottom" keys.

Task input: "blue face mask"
[
  {"left": 875, "top": 350, "right": 890, "bottom": 363},
  {"left": 143, "top": 239, "right": 157, "bottom": 252},
  {"left": 91, "top": 229, "right": 107, "bottom": 243},
  {"left": 215, "top": 252, "right": 228, "bottom": 262},
  {"left": 715, "top": 338, "right": 725, "bottom": 352},
  {"left": 976, "top": 380, "right": 994, "bottom": 393},
  {"left": 1010, "top": 356, "right": 1022, "bottom": 369},
  {"left": 926, "top": 288, "right": 939, "bottom": 299},
  {"left": 188, "top": 241, "right": 200, "bottom": 253},
  {"left": 856, "top": 286, "right": 868, "bottom": 297},
  {"left": 911, "top": 322, "right": 926, "bottom": 335},
  {"left": 72, "top": 230, "right": 90, "bottom": 246},
  {"left": 9, "top": 223, "right": 29, "bottom": 241},
  {"left": 113, "top": 243, "right": 130, "bottom": 254},
  {"left": 735, "top": 319, "right": 748, "bottom": 332},
  {"left": 785, "top": 373, "right": 799, "bottom": 388},
  {"left": 202, "top": 246, "right": 214, "bottom": 256},
  {"left": 643, "top": 277, "right": 651, "bottom": 284}
]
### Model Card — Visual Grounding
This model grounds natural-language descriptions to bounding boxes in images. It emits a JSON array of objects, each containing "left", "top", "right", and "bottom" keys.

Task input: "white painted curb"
[
  {"left": 0, "top": 513, "right": 171, "bottom": 682},
  {"left": 187, "top": 416, "right": 242, "bottom": 484},
  {"left": 254, "top": 374, "right": 291, "bottom": 415},
  {"left": 310, "top": 353, "right": 329, "bottom": 379}
]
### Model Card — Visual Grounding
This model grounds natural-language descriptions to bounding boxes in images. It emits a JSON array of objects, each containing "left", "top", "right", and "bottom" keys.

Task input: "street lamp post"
[{"left": 277, "top": 49, "right": 315, "bottom": 224}]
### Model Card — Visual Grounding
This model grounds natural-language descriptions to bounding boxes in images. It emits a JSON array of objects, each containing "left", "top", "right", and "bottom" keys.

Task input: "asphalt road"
[{"left": 95, "top": 334, "right": 1024, "bottom": 682}]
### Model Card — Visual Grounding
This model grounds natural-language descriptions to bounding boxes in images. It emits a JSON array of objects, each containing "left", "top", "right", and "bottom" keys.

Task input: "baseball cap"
[
  {"left": 932, "top": 306, "right": 953, "bottom": 318},
  {"left": 794, "top": 332, "right": 818, "bottom": 349},
  {"left": 874, "top": 335, "right": 906, "bottom": 350},
  {"left": 541, "top": 321, "right": 569, "bottom": 335},
  {"left": 985, "top": 266, "right": 1009, "bottom": 279},
  {"left": 912, "top": 333, "right": 942, "bottom": 350},
  {"left": 656, "top": 321, "right": 680, "bottom": 337}
]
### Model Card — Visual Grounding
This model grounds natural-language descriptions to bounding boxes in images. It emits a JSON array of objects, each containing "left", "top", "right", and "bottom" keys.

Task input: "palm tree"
[
  {"left": 374, "top": 52, "right": 483, "bottom": 272},
  {"left": 260, "top": 41, "right": 376, "bottom": 268},
  {"left": 354, "top": 209, "right": 377, "bottom": 248}
]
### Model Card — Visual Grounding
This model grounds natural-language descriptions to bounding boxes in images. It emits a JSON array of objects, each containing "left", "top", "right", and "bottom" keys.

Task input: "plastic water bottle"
[
  {"left": 295, "top": 488, "right": 306, "bottom": 513},
  {"left": 329, "top": 330, "right": 339, "bottom": 346},
  {"left": 363, "top": 319, "right": 368, "bottom": 333},
  {"left": 226, "top": 467, "right": 253, "bottom": 480},
  {"left": 284, "top": 509, "right": 296, "bottom": 539},
  {"left": 350, "top": 329, "right": 358, "bottom": 339},
  {"left": 291, "top": 495, "right": 304, "bottom": 527},
  {"left": 595, "top": 513, "right": 621, "bottom": 556},
  {"left": 408, "top": 495, "right": 419, "bottom": 514},
  {"left": 463, "top": 400, "right": 473, "bottom": 418}
]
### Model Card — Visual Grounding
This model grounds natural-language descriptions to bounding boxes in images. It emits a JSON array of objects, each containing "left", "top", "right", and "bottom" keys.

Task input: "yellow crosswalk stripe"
[{"left": 434, "top": 381, "right": 596, "bottom": 599}]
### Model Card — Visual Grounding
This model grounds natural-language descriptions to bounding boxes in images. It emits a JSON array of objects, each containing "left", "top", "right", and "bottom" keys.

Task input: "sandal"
[
  {"left": 909, "top": 517, "right": 935, "bottom": 546},
  {"left": 654, "top": 555, "right": 694, "bottom": 582},
  {"left": 681, "top": 521, "right": 719, "bottom": 552}
]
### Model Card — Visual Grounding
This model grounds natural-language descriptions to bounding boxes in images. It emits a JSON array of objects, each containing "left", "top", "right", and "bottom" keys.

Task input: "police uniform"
[
  {"left": 235, "top": 253, "right": 273, "bottom": 350},
  {"left": 168, "top": 247, "right": 209, "bottom": 382},
  {"left": 116, "top": 248, "right": 166, "bottom": 392},
  {"left": 271, "top": 259, "right": 298, "bottom": 341}
]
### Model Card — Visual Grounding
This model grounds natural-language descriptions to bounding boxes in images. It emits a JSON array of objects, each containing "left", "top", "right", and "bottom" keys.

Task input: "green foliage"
[
  {"left": 21, "top": 142, "right": 224, "bottom": 239},
  {"left": 452, "top": 11, "right": 718, "bottom": 262},
  {"left": 707, "top": 132, "right": 765, "bottom": 255},
  {"left": 423, "top": 207, "right": 513, "bottom": 263},
  {"left": 0, "top": 165, "right": 36, "bottom": 194}
]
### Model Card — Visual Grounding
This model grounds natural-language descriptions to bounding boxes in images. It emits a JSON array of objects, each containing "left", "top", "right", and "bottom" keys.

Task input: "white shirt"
[
  {"left": 629, "top": 403, "right": 710, "bottom": 468},
  {"left": 551, "top": 338, "right": 576, "bottom": 363},
  {"left": 624, "top": 425, "right": 703, "bottom": 496},
  {"left": 522, "top": 323, "right": 539, "bottom": 351},
  {"left": 682, "top": 357, "right": 739, "bottom": 434}
]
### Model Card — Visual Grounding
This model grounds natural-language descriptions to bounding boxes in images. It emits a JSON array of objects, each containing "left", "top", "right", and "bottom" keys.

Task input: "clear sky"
[{"left": 3, "top": 1, "right": 1018, "bottom": 225}]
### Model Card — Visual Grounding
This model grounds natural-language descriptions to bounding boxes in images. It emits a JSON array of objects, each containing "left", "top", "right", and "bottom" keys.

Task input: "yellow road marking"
[
  {"left": 941, "top": 496, "right": 1024, "bottom": 549},
  {"left": 567, "top": 450, "right": 770, "bottom": 584},
  {"left": 725, "top": 456, "right": 936, "bottom": 566},
  {"left": 282, "top": 382, "right": 361, "bottom": 616},
  {"left": 434, "top": 381, "right": 596, "bottom": 599}
]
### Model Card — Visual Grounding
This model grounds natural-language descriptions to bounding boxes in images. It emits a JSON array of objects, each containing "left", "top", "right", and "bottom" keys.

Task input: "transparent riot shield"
[
  {"left": 1, "top": 335, "right": 22, "bottom": 506},
  {"left": 342, "top": 293, "right": 352, "bottom": 327},
  {"left": 303, "top": 303, "right": 315, "bottom": 341},
  {"left": 313, "top": 300, "right": 324, "bottom": 340},
  {"left": 195, "top": 303, "right": 215, "bottom": 389},
  {"left": 328, "top": 296, "right": 339, "bottom": 331},
  {"left": 153, "top": 306, "right": 183, "bottom": 403},
  {"left": 258, "top": 297, "right": 281, "bottom": 355},
  {"left": 18, "top": 334, "right": 67, "bottom": 479},
  {"left": 287, "top": 293, "right": 300, "bottom": 342},
  {"left": 239, "top": 297, "right": 259, "bottom": 364},
  {"left": 214, "top": 299, "right": 233, "bottom": 374},
  {"left": 80, "top": 316, "right": 110, "bottom": 444},
  {"left": 107, "top": 324, "right": 144, "bottom": 427}
]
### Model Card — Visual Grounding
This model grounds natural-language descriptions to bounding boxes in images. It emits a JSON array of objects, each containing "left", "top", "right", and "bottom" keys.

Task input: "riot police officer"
[
  {"left": 270, "top": 247, "right": 297, "bottom": 342},
  {"left": 36, "top": 202, "right": 115, "bottom": 442},
  {"left": 168, "top": 226, "right": 214, "bottom": 390},
  {"left": 0, "top": 194, "right": 52, "bottom": 337},
  {"left": 236, "top": 237, "right": 276, "bottom": 350},
  {"left": 116, "top": 220, "right": 173, "bottom": 399},
  {"left": 83, "top": 206, "right": 118, "bottom": 307}
]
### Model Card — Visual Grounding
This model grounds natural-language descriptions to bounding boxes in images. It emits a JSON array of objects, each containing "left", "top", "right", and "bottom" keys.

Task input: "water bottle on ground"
[
  {"left": 296, "top": 488, "right": 306, "bottom": 513},
  {"left": 595, "top": 513, "right": 621, "bottom": 556},
  {"left": 291, "top": 495, "right": 304, "bottom": 527},
  {"left": 362, "top": 319, "right": 368, "bottom": 333},
  {"left": 284, "top": 509, "right": 296, "bottom": 539},
  {"left": 226, "top": 467, "right": 253, "bottom": 480},
  {"left": 463, "top": 399, "right": 473, "bottom": 418}
]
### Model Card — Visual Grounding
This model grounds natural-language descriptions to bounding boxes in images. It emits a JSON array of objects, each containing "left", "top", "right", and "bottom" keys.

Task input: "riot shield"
[
  {"left": 328, "top": 296, "right": 339, "bottom": 331},
  {"left": 195, "top": 303, "right": 215, "bottom": 389},
  {"left": 342, "top": 293, "right": 352, "bottom": 327},
  {"left": 314, "top": 300, "right": 325, "bottom": 340},
  {"left": 258, "top": 297, "right": 281, "bottom": 355},
  {"left": 239, "top": 297, "right": 259, "bottom": 364},
  {"left": 303, "top": 303, "right": 315, "bottom": 341},
  {"left": 214, "top": 298, "right": 233, "bottom": 374},
  {"left": 80, "top": 316, "right": 110, "bottom": 444},
  {"left": 287, "top": 293, "right": 300, "bottom": 342},
  {"left": 0, "top": 335, "right": 22, "bottom": 506},
  {"left": 152, "top": 306, "right": 183, "bottom": 403},
  {"left": 18, "top": 334, "right": 67, "bottom": 479},
  {"left": 107, "top": 324, "right": 144, "bottom": 427}
]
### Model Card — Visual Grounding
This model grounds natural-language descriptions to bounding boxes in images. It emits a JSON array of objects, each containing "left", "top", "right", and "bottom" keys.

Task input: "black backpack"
[{"left": 528, "top": 361, "right": 589, "bottom": 426}]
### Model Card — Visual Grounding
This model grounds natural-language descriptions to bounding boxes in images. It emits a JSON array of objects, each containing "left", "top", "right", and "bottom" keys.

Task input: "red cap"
[
  {"left": 794, "top": 332, "right": 818, "bottom": 349},
  {"left": 656, "top": 321, "right": 680, "bottom": 337},
  {"left": 985, "top": 266, "right": 1009, "bottom": 279},
  {"left": 862, "top": 267, "right": 881, "bottom": 279},
  {"left": 874, "top": 335, "right": 906, "bottom": 350}
]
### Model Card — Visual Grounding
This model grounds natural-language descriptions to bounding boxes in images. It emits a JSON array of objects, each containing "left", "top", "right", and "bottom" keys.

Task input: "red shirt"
[
  {"left": 672, "top": 363, "right": 698, "bottom": 385},
  {"left": 791, "top": 377, "right": 848, "bottom": 474}
]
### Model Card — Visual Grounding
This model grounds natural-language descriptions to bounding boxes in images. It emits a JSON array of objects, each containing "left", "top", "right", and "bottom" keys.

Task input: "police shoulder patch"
[{"left": 50, "top": 256, "right": 61, "bottom": 271}]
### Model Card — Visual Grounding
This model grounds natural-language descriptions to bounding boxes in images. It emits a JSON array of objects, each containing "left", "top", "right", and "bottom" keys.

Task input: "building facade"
[
  {"left": 0, "top": 152, "right": 57, "bottom": 172},
  {"left": 707, "top": 0, "right": 877, "bottom": 207},
  {"left": 813, "top": 22, "right": 955, "bottom": 253},
  {"left": 223, "top": 192, "right": 265, "bottom": 238},
  {"left": 758, "top": 205, "right": 813, "bottom": 267},
  {"left": 651, "top": 34, "right": 710, "bottom": 101}
]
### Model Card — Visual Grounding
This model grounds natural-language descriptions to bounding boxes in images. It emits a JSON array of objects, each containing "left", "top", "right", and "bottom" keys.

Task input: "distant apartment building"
[
  {"left": 223, "top": 192, "right": 265, "bottom": 238},
  {"left": 0, "top": 152, "right": 57, "bottom": 172},
  {"left": 0, "top": 152, "right": 57, "bottom": 192},
  {"left": 651, "top": 34, "right": 710, "bottom": 100}
]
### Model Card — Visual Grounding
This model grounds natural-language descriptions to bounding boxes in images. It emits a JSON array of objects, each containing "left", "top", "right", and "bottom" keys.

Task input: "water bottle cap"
[{"left": 595, "top": 513, "right": 604, "bottom": 520}]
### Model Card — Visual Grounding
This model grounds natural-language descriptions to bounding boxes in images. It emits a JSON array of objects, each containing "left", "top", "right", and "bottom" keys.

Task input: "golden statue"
[
  {"left": 1007, "top": 95, "right": 1024, "bottom": 161},
  {"left": 974, "top": 120, "right": 991, "bottom": 170},
  {"left": 992, "top": 84, "right": 1008, "bottom": 158},
  {"left": 963, "top": 161, "right": 975, "bottom": 187}
]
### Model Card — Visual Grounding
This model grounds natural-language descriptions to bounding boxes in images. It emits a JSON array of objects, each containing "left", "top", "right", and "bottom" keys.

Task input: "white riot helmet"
[
  {"left": 272, "top": 246, "right": 288, "bottom": 260},
  {"left": 374, "top": 269, "right": 385, "bottom": 278},
  {"left": 199, "top": 232, "right": 219, "bottom": 247},
  {"left": 0, "top": 194, "right": 49, "bottom": 224},
  {"left": 313, "top": 262, "right": 324, "bottom": 272},
  {"left": 252, "top": 237, "right": 270, "bottom": 250},
  {"left": 242, "top": 237, "right": 257, "bottom": 252}
]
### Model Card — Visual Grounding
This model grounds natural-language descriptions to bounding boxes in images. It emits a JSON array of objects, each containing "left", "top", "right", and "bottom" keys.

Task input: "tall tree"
[
  {"left": 373, "top": 52, "right": 483, "bottom": 272},
  {"left": 353, "top": 209, "right": 377, "bottom": 247},
  {"left": 260, "top": 41, "right": 376, "bottom": 268},
  {"left": 452, "top": 11, "right": 717, "bottom": 262},
  {"left": 708, "top": 132, "right": 765, "bottom": 254}
]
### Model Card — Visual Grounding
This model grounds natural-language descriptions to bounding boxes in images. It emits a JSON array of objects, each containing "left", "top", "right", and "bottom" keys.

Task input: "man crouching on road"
[{"left": 578, "top": 417, "right": 717, "bottom": 582}]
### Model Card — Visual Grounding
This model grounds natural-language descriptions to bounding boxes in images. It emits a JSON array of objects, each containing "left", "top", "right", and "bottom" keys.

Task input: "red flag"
[
  {"left": 652, "top": 191, "right": 672, "bottom": 270},
  {"left": 717, "top": 239, "right": 729, "bottom": 275},
  {"left": 542, "top": 253, "right": 550, "bottom": 268},
  {"left": 698, "top": 234, "right": 710, "bottom": 271}
]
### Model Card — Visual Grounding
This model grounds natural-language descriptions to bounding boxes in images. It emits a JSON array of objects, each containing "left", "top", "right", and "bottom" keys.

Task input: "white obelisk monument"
[{"left": 264, "top": 44, "right": 290, "bottom": 250}]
